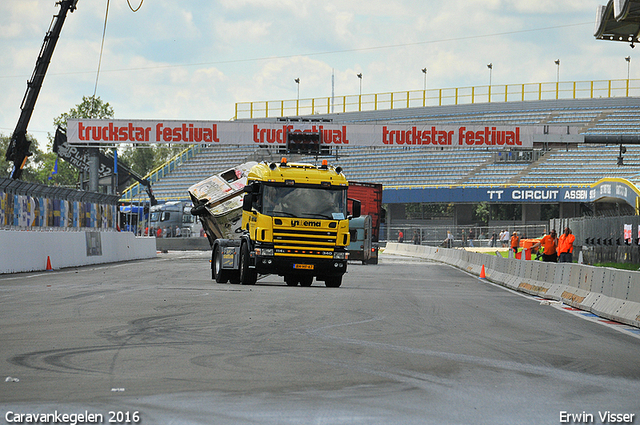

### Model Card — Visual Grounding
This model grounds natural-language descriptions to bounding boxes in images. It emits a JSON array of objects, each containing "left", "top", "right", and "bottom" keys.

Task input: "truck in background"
[
  {"left": 189, "top": 159, "right": 361, "bottom": 287},
  {"left": 181, "top": 203, "right": 203, "bottom": 237},
  {"left": 347, "top": 182, "right": 382, "bottom": 263},
  {"left": 347, "top": 182, "right": 383, "bottom": 242},
  {"left": 347, "top": 215, "right": 378, "bottom": 264},
  {"left": 148, "top": 201, "right": 202, "bottom": 237}
]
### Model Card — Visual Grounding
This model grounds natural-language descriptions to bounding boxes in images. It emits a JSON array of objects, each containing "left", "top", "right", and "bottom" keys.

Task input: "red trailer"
[{"left": 348, "top": 182, "right": 383, "bottom": 242}]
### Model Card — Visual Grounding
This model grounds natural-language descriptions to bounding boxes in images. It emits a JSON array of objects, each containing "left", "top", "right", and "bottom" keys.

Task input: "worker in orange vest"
[
  {"left": 532, "top": 229, "right": 558, "bottom": 262},
  {"left": 557, "top": 227, "right": 575, "bottom": 263},
  {"left": 510, "top": 231, "right": 520, "bottom": 255}
]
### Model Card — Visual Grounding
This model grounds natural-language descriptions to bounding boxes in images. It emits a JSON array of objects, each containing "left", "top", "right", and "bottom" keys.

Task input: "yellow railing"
[{"left": 235, "top": 78, "right": 640, "bottom": 120}]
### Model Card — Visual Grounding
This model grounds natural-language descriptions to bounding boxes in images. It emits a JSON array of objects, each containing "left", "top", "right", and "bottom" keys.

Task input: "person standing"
[
  {"left": 557, "top": 227, "right": 576, "bottom": 263},
  {"left": 468, "top": 229, "right": 475, "bottom": 248},
  {"left": 532, "top": 229, "right": 558, "bottom": 262},
  {"left": 446, "top": 230, "right": 454, "bottom": 248},
  {"left": 398, "top": 230, "right": 404, "bottom": 243},
  {"left": 500, "top": 230, "right": 510, "bottom": 247}
]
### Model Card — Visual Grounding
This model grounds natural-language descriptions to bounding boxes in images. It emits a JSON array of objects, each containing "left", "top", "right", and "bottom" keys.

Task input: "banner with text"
[{"left": 66, "top": 119, "right": 582, "bottom": 148}]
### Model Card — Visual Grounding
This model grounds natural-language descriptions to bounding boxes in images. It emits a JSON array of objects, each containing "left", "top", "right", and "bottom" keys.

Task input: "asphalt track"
[{"left": 1, "top": 251, "right": 639, "bottom": 425}]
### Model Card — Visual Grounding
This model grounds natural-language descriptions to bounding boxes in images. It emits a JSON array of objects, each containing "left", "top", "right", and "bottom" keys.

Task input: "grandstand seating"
[{"left": 131, "top": 97, "right": 640, "bottom": 201}]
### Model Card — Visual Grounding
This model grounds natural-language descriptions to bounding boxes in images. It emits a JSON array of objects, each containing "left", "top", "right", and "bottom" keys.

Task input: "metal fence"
[
  {"left": 553, "top": 215, "right": 640, "bottom": 247},
  {"left": 384, "top": 224, "right": 547, "bottom": 247},
  {"left": 236, "top": 78, "right": 640, "bottom": 119}
]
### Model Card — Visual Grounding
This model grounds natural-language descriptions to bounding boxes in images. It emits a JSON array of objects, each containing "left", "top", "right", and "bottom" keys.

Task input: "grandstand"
[{"left": 130, "top": 96, "right": 640, "bottom": 203}]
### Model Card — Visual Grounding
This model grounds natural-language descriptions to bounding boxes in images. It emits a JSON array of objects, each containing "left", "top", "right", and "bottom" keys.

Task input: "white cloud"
[{"left": 0, "top": 0, "right": 627, "bottom": 149}]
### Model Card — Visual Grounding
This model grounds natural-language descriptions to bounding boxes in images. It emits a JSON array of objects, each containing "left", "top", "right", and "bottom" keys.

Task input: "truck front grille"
[{"left": 273, "top": 228, "right": 337, "bottom": 257}]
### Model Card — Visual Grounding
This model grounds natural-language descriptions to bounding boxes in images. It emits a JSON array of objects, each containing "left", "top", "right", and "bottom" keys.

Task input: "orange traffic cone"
[
  {"left": 479, "top": 264, "right": 486, "bottom": 279},
  {"left": 46, "top": 256, "right": 53, "bottom": 271}
]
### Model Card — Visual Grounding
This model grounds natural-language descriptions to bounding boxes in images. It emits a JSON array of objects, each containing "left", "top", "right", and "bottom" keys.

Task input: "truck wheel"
[
  {"left": 284, "top": 276, "right": 298, "bottom": 286},
  {"left": 324, "top": 276, "right": 342, "bottom": 288},
  {"left": 213, "top": 246, "right": 230, "bottom": 283},
  {"left": 299, "top": 276, "right": 313, "bottom": 287},
  {"left": 229, "top": 272, "right": 241, "bottom": 285},
  {"left": 240, "top": 242, "right": 257, "bottom": 285}
]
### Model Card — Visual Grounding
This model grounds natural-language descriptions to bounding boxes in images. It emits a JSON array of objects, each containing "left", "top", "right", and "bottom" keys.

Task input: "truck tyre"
[
  {"left": 324, "top": 276, "right": 342, "bottom": 288},
  {"left": 299, "top": 276, "right": 313, "bottom": 287},
  {"left": 284, "top": 276, "right": 298, "bottom": 286},
  {"left": 240, "top": 242, "right": 257, "bottom": 285},
  {"left": 213, "top": 246, "right": 230, "bottom": 283}
]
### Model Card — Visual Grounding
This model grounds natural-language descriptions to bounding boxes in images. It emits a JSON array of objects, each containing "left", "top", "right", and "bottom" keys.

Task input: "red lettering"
[
  {"left": 458, "top": 127, "right": 466, "bottom": 145},
  {"left": 78, "top": 122, "right": 85, "bottom": 141},
  {"left": 156, "top": 123, "right": 163, "bottom": 142},
  {"left": 128, "top": 123, "right": 135, "bottom": 142}
]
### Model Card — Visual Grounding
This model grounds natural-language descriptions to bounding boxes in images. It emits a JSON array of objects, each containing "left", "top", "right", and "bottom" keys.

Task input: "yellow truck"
[{"left": 189, "top": 158, "right": 360, "bottom": 287}]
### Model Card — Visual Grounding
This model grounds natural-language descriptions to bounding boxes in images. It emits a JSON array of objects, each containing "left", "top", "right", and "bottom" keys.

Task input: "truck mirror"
[
  {"left": 351, "top": 200, "right": 361, "bottom": 218},
  {"left": 242, "top": 194, "right": 253, "bottom": 212}
]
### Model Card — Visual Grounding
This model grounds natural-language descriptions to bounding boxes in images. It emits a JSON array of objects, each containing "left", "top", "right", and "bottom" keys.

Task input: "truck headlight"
[
  {"left": 333, "top": 251, "right": 346, "bottom": 260},
  {"left": 255, "top": 248, "right": 274, "bottom": 256}
]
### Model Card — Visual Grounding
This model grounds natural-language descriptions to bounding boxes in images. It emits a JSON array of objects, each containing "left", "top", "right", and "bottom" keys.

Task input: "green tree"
[
  {"left": 45, "top": 95, "right": 115, "bottom": 187},
  {"left": 473, "top": 202, "right": 491, "bottom": 225},
  {"left": 1, "top": 132, "right": 46, "bottom": 182},
  {"left": 53, "top": 95, "right": 114, "bottom": 130},
  {"left": 0, "top": 134, "right": 12, "bottom": 177}
]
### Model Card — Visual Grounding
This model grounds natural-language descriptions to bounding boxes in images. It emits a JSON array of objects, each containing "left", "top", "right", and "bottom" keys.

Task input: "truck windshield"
[{"left": 262, "top": 185, "right": 347, "bottom": 220}]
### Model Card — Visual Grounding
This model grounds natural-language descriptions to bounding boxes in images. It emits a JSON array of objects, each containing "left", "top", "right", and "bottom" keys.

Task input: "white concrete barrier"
[
  {"left": 0, "top": 229, "right": 156, "bottom": 274},
  {"left": 384, "top": 243, "right": 640, "bottom": 328}
]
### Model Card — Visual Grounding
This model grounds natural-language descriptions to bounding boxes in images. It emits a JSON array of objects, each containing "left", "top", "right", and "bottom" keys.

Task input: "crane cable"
[
  {"left": 91, "top": 0, "right": 110, "bottom": 118},
  {"left": 92, "top": 0, "right": 142, "bottom": 117},
  {"left": 127, "top": 0, "right": 143, "bottom": 12}
]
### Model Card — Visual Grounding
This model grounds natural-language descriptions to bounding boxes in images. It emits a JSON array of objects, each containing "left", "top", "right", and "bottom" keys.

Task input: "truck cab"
[
  {"left": 239, "top": 159, "right": 358, "bottom": 287},
  {"left": 149, "top": 201, "right": 183, "bottom": 237}
]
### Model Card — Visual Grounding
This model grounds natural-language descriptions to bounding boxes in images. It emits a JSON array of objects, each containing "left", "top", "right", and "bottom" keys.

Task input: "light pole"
[
  {"left": 554, "top": 59, "right": 560, "bottom": 99},
  {"left": 487, "top": 63, "right": 492, "bottom": 102},
  {"left": 356, "top": 73, "right": 363, "bottom": 111},
  {"left": 626, "top": 56, "right": 631, "bottom": 96},
  {"left": 422, "top": 68, "right": 427, "bottom": 107},
  {"left": 294, "top": 78, "right": 300, "bottom": 100},
  {"left": 626, "top": 56, "right": 631, "bottom": 80}
]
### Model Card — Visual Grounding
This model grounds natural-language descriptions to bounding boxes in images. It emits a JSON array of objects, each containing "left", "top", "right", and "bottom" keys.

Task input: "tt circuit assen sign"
[
  {"left": 383, "top": 179, "right": 640, "bottom": 209},
  {"left": 66, "top": 119, "right": 579, "bottom": 149}
]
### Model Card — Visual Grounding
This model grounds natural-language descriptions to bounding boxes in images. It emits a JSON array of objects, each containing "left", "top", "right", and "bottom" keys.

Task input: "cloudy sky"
[{"left": 0, "top": 0, "right": 633, "bottom": 149}]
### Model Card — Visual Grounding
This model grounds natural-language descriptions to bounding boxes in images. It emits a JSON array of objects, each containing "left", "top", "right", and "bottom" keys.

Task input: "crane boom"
[{"left": 5, "top": 0, "right": 79, "bottom": 180}]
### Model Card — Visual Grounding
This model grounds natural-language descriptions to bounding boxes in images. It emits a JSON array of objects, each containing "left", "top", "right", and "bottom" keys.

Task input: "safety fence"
[
  {"left": 0, "top": 177, "right": 120, "bottom": 231},
  {"left": 236, "top": 78, "right": 640, "bottom": 119},
  {"left": 385, "top": 243, "right": 640, "bottom": 328},
  {"left": 384, "top": 224, "right": 547, "bottom": 247},
  {"left": 553, "top": 215, "right": 640, "bottom": 264}
]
